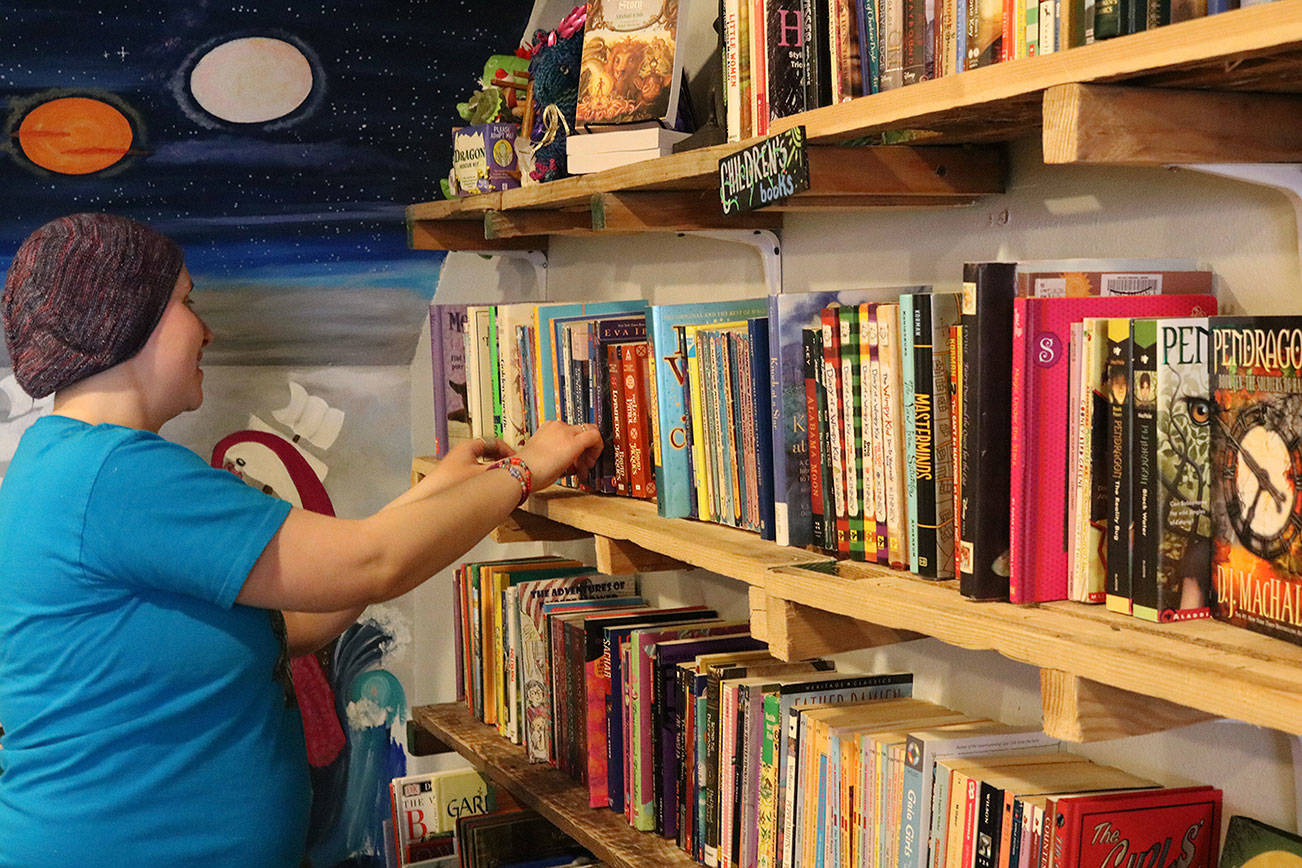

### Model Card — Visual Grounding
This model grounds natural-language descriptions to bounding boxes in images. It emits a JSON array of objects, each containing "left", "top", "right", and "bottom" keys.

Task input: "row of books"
[
  {"left": 430, "top": 262, "right": 1302, "bottom": 646},
  {"left": 386, "top": 767, "right": 595, "bottom": 868},
  {"left": 723, "top": 0, "right": 1271, "bottom": 142},
  {"left": 447, "top": 555, "right": 1230, "bottom": 868}
]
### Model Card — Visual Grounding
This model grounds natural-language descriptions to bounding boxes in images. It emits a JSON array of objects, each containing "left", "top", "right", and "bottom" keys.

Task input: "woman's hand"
[
  {"left": 515, "top": 421, "right": 604, "bottom": 490},
  {"left": 386, "top": 436, "right": 514, "bottom": 510}
]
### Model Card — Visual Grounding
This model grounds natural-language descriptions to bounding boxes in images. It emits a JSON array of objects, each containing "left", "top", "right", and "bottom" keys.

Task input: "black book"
[
  {"left": 958, "top": 262, "right": 1017, "bottom": 600},
  {"left": 973, "top": 781, "right": 1004, "bottom": 868},
  {"left": 766, "top": 0, "right": 810, "bottom": 122},
  {"left": 1105, "top": 319, "right": 1133, "bottom": 614}
]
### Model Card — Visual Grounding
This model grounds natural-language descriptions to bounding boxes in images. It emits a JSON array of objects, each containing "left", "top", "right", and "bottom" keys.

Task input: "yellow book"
[{"left": 683, "top": 323, "right": 713, "bottom": 521}]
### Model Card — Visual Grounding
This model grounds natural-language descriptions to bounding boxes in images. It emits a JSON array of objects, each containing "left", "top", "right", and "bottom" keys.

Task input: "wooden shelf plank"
[
  {"left": 802, "top": 145, "right": 1007, "bottom": 197},
  {"left": 410, "top": 703, "right": 698, "bottom": 868},
  {"left": 491, "top": 509, "right": 591, "bottom": 543},
  {"left": 408, "top": 218, "right": 548, "bottom": 251},
  {"left": 485, "top": 207, "right": 595, "bottom": 239},
  {"left": 1043, "top": 83, "right": 1302, "bottom": 165},
  {"left": 591, "top": 191, "right": 783, "bottom": 232},
  {"left": 522, "top": 488, "right": 836, "bottom": 585},
  {"left": 754, "top": 591, "right": 925, "bottom": 661},
  {"left": 511, "top": 489, "right": 1302, "bottom": 737},
  {"left": 1040, "top": 669, "right": 1215, "bottom": 742},
  {"left": 593, "top": 535, "right": 692, "bottom": 575}
]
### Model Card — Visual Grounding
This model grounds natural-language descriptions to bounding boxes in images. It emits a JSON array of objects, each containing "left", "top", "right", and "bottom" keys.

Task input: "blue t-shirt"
[{"left": 0, "top": 416, "right": 307, "bottom": 867}]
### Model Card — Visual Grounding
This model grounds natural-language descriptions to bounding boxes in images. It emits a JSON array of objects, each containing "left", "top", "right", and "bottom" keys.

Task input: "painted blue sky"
[{"left": 0, "top": 0, "right": 534, "bottom": 297}]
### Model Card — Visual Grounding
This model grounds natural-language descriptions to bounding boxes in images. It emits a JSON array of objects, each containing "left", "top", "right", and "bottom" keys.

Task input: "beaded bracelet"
[{"left": 489, "top": 456, "right": 532, "bottom": 506}]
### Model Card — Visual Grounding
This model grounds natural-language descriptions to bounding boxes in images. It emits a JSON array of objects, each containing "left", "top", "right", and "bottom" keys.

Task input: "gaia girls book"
[
  {"left": 1133, "top": 318, "right": 1214, "bottom": 622},
  {"left": 768, "top": 287, "right": 924, "bottom": 548},
  {"left": 1210, "top": 317, "right": 1302, "bottom": 645},
  {"left": 651, "top": 298, "right": 767, "bottom": 519},
  {"left": 1009, "top": 293, "right": 1216, "bottom": 603}
]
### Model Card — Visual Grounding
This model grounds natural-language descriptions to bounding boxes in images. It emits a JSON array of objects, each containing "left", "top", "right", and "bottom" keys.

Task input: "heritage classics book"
[{"left": 1210, "top": 317, "right": 1302, "bottom": 645}]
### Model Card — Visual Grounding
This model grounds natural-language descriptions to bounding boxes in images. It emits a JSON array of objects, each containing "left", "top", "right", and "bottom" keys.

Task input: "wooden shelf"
[
  {"left": 409, "top": 703, "right": 697, "bottom": 868},
  {"left": 408, "top": 3, "right": 1302, "bottom": 249},
  {"left": 507, "top": 486, "right": 1302, "bottom": 739}
]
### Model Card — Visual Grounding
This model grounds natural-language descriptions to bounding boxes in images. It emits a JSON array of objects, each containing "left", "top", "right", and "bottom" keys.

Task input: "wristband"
[{"left": 489, "top": 456, "right": 532, "bottom": 507}]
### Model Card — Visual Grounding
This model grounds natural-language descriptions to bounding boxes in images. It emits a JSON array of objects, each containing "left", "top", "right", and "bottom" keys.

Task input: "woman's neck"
[{"left": 52, "top": 370, "right": 158, "bottom": 432}]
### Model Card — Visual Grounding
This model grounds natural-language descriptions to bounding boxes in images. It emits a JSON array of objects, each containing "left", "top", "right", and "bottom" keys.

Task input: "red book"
[
  {"left": 637, "top": 344, "right": 657, "bottom": 500},
  {"left": 609, "top": 343, "right": 629, "bottom": 496},
  {"left": 805, "top": 328, "right": 828, "bottom": 552},
  {"left": 624, "top": 343, "right": 651, "bottom": 499},
  {"left": 1009, "top": 293, "right": 1217, "bottom": 602},
  {"left": 1053, "top": 787, "right": 1221, "bottom": 868}
]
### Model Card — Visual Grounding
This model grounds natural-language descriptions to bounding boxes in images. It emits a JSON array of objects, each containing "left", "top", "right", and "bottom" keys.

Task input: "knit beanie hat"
[{"left": 2, "top": 213, "right": 184, "bottom": 398}]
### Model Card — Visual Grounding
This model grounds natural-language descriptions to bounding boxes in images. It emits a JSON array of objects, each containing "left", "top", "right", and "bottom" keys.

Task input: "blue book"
[
  {"left": 650, "top": 299, "right": 768, "bottom": 518},
  {"left": 768, "top": 288, "right": 926, "bottom": 548},
  {"left": 535, "top": 301, "right": 647, "bottom": 424},
  {"left": 711, "top": 329, "right": 738, "bottom": 526},
  {"left": 748, "top": 318, "right": 777, "bottom": 540},
  {"left": 899, "top": 294, "right": 919, "bottom": 572},
  {"left": 814, "top": 753, "right": 829, "bottom": 868}
]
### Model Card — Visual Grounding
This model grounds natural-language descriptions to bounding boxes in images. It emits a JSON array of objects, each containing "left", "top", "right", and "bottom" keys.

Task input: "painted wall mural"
[{"left": 1, "top": 1, "right": 533, "bottom": 366}]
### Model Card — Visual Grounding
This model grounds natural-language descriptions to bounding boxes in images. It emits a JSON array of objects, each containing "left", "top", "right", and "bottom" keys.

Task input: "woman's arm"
[{"left": 238, "top": 421, "right": 601, "bottom": 616}]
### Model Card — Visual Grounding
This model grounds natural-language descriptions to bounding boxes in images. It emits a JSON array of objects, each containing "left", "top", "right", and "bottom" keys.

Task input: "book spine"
[
  {"left": 805, "top": 328, "right": 828, "bottom": 553},
  {"left": 900, "top": 295, "right": 919, "bottom": 571},
  {"left": 750, "top": 319, "right": 776, "bottom": 540},
  {"left": 841, "top": 305, "right": 867, "bottom": 561},
  {"left": 739, "top": 0, "right": 756, "bottom": 137},
  {"left": 758, "top": 695, "right": 781, "bottom": 868},
  {"left": 1130, "top": 318, "right": 1161, "bottom": 622},
  {"left": 725, "top": 0, "right": 743, "bottom": 140},
  {"left": 974, "top": 783, "right": 1002, "bottom": 868},
  {"left": 879, "top": 305, "right": 907, "bottom": 568},
  {"left": 1008, "top": 298, "right": 1031, "bottom": 601},
  {"left": 628, "top": 344, "right": 652, "bottom": 500},
  {"left": 950, "top": 324, "right": 964, "bottom": 579},
  {"left": 959, "top": 263, "right": 1017, "bottom": 600},
  {"left": 752, "top": 0, "right": 771, "bottom": 134},
  {"left": 867, "top": 305, "right": 890, "bottom": 563},
  {"left": 704, "top": 676, "right": 724, "bottom": 865},
  {"left": 861, "top": 305, "right": 880, "bottom": 562},
  {"left": 929, "top": 295, "right": 958, "bottom": 579},
  {"left": 611, "top": 344, "right": 629, "bottom": 496},
  {"left": 489, "top": 307, "right": 503, "bottom": 438},
  {"left": 766, "top": 0, "right": 810, "bottom": 119},
  {"left": 822, "top": 306, "right": 850, "bottom": 558},
  {"left": 1093, "top": 0, "right": 1119, "bottom": 36},
  {"left": 902, "top": 0, "right": 928, "bottom": 83},
  {"left": 687, "top": 329, "right": 712, "bottom": 521},
  {"left": 914, "top": 297, "right": 940, "bottom": 576},
  {"left": 1105, "top": 317, "right": 1134, "bottom": 615}
]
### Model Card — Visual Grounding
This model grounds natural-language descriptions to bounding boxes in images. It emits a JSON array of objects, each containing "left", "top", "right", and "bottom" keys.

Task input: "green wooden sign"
[{"left": 718, "top": 126, "right": 810, "bottom": 215}]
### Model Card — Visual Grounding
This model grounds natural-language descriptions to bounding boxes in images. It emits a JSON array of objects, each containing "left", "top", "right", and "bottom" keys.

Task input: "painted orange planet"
[{"left": 17, "top": 96, "right": 133, "bottom": 175}]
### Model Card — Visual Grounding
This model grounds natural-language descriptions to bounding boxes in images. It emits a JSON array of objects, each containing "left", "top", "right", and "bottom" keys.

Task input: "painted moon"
[
  {"left": 189, "top": 37, "right": 313, "bottom": 124},
  {"left": 17, "top": 96, "right": 133, "bottom": 174}
]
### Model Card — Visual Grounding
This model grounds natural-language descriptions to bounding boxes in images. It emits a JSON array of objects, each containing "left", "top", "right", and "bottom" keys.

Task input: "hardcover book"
[
  {"left": 1009, "top": 293, "right": 1216, "bottom": 603},
  {"left": 1221, "top": 815, "right": 1302, "bottom": 868},
  {"left": 1210, "top": 317, "right": 1302, "bottom": 645},
  {"left": 388, "top": 768, "right": 493, "bottom": 866},
  {"left": 1052, "top": 787, "right": 1221, "bottom": 868},
  {"left": 428, "top": 304, "right": 470, "bottom": 459},
  {"left": 575, "top": 0, "right": 686, "bottom": 128}
]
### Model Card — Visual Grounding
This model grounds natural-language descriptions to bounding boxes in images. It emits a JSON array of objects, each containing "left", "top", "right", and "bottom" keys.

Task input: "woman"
[{"left": 0, "top": 213, "right": 602, "bottom": 866}]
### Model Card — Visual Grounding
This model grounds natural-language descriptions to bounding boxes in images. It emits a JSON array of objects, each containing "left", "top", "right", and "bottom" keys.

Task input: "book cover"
[
  {"left": 389, "top": 768, "right": 493, "bottom": 866},
  {"left": 916, "top": 292, "right": 960, "bottom": 578},
  {"left": 805, "top": 326, "right": 834, "bottom": 553},
  {"left": 878, "top": 303, "right": 908, "bottom": 569},
  {"left": 823, "top": 304, "right": 851, "bottom": 558},
  {"left": 750, "top": 317, "right": 778, "bottom": 540},
  {"left": 766, "top": 0, "right": 810, "bottom": 121},
  {"left": 652, "top": 298, "right": 768, "bottom": 519},
  {"left": 428, "top": 304, "right": 470, "bottom": 459},
  {"left": 840, "top": 304, "right": 868, "bottom": 560},
  {"left": 1210, "top": 317, "right": 1302, "bottom": 645},
  {"left": 534, "top": 301, "right": 648, "bottom": 426},
  {"left": 1009, "top": 293, "right": 1216, "bottom": 603},
  {"left": 900, "top": 294, "right": 920, "bottom": 572},
  {"left": 1148, "top": 317, "right": 1214, "bottom": 622},
  {"left": 493, "top": 303, "right": 537, "bottom": 450},
  {"left": 865, "top": 304, "right": 891, "bottom": 564},
  {"left": 575, "top": 0, "right": 686, "bottom": 127},
  {"left": 1221, "top": 815, "right": 1302, "bottom": 868},
  {"left": 1053, "top": 787, "right": 1221, "bottom": 868}
]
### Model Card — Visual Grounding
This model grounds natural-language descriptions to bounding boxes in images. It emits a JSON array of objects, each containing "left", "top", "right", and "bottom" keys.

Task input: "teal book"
[
  {"left": 650, "top": 298, "right": 768, "bottom": 519},
  {"left": 899, "top": 294, "right": 919, "bottom": 572}
]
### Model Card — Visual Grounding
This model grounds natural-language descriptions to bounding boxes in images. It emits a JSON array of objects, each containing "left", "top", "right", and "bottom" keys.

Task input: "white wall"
[{"left": 408, "top": 134, "right": 1302, "bottom": 825}]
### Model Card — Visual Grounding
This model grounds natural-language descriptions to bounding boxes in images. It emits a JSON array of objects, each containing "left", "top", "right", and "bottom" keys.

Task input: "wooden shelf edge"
[
  {"left": 410, "top": 704, "right": 697, "bottom": 868},
  {"left": 1040, "top": 669, "right": 1215, "bottom": 742},
  {"left": 511, "top": 488, "right": 1302, "bottom": 737}
]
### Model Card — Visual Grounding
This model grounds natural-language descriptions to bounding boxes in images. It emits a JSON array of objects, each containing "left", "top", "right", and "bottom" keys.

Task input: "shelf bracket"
[
  {"left": 1179, "top": 163, "right": 1302, "bottom": 278},
  {"left": 750, "top": 588, "right": 924, "bottom": 661},
  {"left": 593, "top": 535, "right": 692, "bottom": 575},
  {"left": 1039, "top": 669, "right": 1214, "bottom": 743},
  {"left": 682, "top": 228, "right": 783, "bottom": 296}
]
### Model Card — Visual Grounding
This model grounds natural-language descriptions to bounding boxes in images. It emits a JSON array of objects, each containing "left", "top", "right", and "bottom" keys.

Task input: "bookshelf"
[
  {"left": 405, "top": 0, "right": 1302, "bottom": 842},
  {"left": 408, "top": 703, "right": 698, "bottom": 868},
  {"left": 407, "top": 1, "right": 1302, "bottom": 250}
]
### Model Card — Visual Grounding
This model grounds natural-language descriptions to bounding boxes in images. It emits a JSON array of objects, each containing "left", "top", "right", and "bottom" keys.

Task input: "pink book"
[{"left": 1009, "top": 293, "right": 1217, "bottom": 602}]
